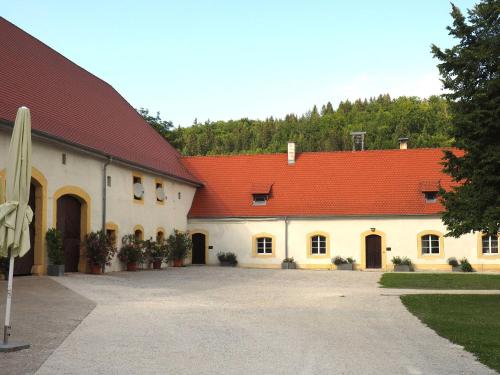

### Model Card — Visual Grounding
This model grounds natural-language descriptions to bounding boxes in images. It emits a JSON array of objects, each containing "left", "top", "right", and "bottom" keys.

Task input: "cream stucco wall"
[
  {"left": 0, "top": 129, "right": 197, "bottom": 273},
  {"left": 189, "top": 216, "right": 500, "bottom": 271}
]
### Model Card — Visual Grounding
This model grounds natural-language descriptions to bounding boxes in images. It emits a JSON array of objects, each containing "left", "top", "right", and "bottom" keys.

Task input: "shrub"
[
  {"left": 282, "top": 257, "right": 295, "bottom": 263},
  {"left": 166, "top": 230, "right": 192, "bottom": 262},
  {"left": 46, "top": 228, "right": 64, "bottom": 265},
  {"left": 448, "top": 257, "right": 459, "bottom": 267},
  {"left": 144, "top": 238, "right": 167, "bottom": 262},
  {"left": 217, "top": 251, "right": 238, "bottom": 266},
  {"left": 460, "top": 258, "right": 473, "bottom": 272},
  {"left": 332, "top": 256, "right": 347, "bottom": 265},
  {"left": 84, "top": 230, "right": 117, "bottom": 267},
  {"left": 391, "top": 256, "right": 402, "bottom": 265},
  {"left": 346, "top": 257, "right": 356, "bottom": 264},
  {"left": 400, "top": 257, "right": 412, "bottom": 266},
  {"left": 118, "top": 234, "right": 144, "bottom": 264},
  {"left": 392, "top": 256, "right": 412, "bottom": 266}
]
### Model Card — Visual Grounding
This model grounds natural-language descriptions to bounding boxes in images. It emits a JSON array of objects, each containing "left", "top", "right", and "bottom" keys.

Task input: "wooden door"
[
  {"left": 57, "top": 195, "right": 81, "bottom": 272},
  {"left": 13, "top": 183, "right": 36, "bottom": 275},
  {"left": 365, "top": 234, "right": 382, "bottom": 269},
  {"left": 192, "top": 233, "right": 206, "bottom": 264}
]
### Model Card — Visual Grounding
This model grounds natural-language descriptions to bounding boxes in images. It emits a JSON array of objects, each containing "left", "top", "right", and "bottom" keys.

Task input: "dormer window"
[
  {"left": 250, "top": 183, "right": 273, "bottom": 206},
  {"left": 424, "top": 191, "right": 438, "bottom": 203},
  {"left": 253, "top": 194, "right": 268, "bottom": 206}
]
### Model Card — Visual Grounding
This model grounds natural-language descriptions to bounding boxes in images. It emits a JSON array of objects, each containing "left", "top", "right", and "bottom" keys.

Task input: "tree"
[
  {"left": 431, "top": 1, "right": 499, "bottom": 236},
  {"left": 137, "top": 108, "right": 173, "bottom": 138}
]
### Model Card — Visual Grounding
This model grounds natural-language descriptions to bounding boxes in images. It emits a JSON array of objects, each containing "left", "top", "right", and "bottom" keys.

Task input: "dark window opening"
[
  {"left": 253, "top": 194, "right": 269, "bottom": 206},
  {"left": 424, "top": 191, "right": 438, "bottom": 203}
]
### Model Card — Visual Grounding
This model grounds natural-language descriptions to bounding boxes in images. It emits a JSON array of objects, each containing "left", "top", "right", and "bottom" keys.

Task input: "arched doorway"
[
  {"left": 192, "top": 232, "right": 206, "bottom": 264},
  {"left": 57, "top": 195, "right": 81, "bottom": 272},
  {"left": 365, "top": 234, "right": 382, "bottom": 269},
  {"left": 13, "top": 182, "right": 36, "bottom": 275}
]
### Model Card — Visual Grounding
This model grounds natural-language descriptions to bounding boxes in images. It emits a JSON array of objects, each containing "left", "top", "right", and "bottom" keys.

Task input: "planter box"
[
  {"left": 281, "top": 262, "right": 297, "bottom": 269},
  {"left": 394, "top": 265, "right": 411, "bottom": 272},
  {"left": 127, "top": 262, "right": 137, "bottom": 271},
  {"left": 335, "top": 263, "right": 354, "bottom": 271},
  {"left": 47, "top": 264, "right": 65, "bottom": 276},
  {"left": 153, "top": 260, "right": 162, "bottom": 269},
  {"left": 220, "top": 261, "right": 237, "bottom": 267},
  {"left": 452, "top": 266, "right": 462, "bottom": 272}
]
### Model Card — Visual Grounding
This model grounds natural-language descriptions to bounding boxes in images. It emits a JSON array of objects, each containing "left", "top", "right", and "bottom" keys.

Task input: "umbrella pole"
[
  {"left": 3, "top": 249, "right": 14, "bottom": 344},
  {"left": 0, "top": 248, "right": 29, "bottom": 352}
]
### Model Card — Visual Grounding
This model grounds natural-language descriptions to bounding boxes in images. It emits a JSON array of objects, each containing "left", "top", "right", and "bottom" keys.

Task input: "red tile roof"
[
  {"left": 0, "top": 17, "right": 199, "bottom": 185},
  {"left": 182, "top": 149, "right": 456, "bottom": 218}
]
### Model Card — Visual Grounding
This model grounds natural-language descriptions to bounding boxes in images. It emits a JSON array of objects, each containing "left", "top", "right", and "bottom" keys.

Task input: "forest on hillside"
[{"left": 140, "top": 94, "right": 453, "bottom": 155}]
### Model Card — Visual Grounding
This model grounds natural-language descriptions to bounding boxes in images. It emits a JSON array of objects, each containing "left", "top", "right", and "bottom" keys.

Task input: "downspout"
[
  {"left": 285, "top": 216, "right": 289, "bottom": 259},
  {"left": 102, "top": 156, "right": 112, "bottom": 232}
]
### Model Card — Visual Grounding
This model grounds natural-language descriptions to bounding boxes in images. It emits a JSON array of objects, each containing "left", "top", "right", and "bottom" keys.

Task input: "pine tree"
[{"left": 432, "top": 0, "right": 500, "bottom": 236}]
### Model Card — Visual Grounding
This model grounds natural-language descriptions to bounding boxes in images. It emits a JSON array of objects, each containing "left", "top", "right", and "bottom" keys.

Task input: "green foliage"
[
  {"left": 166, "top": 95, "right": 452, "bottom": 156},
  {"left": 137, "top": 108, "right": 174, "bottom": 140},
  {"left": 282, "top": 257, "right": 295, "bottom": 263},
  {"left": 217, "top": 251, "right": 238, "bottom": 266},
  {"left": 346, "top": 257, "right": 356, "bottom": 264},
  {"left": 432, "top": 1, "right": 500, "bottom": 236},
  {"left": 391, "top": 256, "right": 412, "bottom": 266},
  {"left": 460, "top": 258, "right": 473, "bottom": 272},
  {"left": 83, "top": 230, "right": 117, "bottom": 267},
  {"left": 143, "top": 237, "right": 168, "bottom": 262},
  {"left": 46, "top": 228, "right": 64, "bottom": 265},
  {"left": 332, "top": 256, "right": 348, "bottom": 265},
  {"left": 118, "top": 234, "right": 144, "bottom": 264},
  {"left": 166, "top": 230, "right": 192, "bottom": 262},
  {"left": 401, "top": 295, "right": 500, "bottom": 372}
]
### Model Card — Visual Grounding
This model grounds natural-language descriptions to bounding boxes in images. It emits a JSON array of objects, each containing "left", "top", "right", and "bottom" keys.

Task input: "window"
[
  {"left": 157, "top": 231, "right": 165, "bottom": 243},
  {"left": 311, "top": 235, "right": 327, "bottom": 255},
  {"left": 134, "top": 229, "right": 144, "bottom": 241},
  {"left": 106, "top": 229, "right": 117, "bottom": 247},
  {"left": 155, "top": 181, "right": 165, "bottom": 203},
  {"left": 256, "top": 237, "right": 273, "bottom": 254},
  {"left": 133, "top": 174, "right": 144, "bottom": 202},
  {"left": 482, "top": 234, "right": 498, "bottom": 254},
  {"left": 421, "top": 234, "right": 440, "bottom": 254},
  {"left": 107, "top": 176, "right": 112, "bottom": 187},
  {"left": 424, "top": 191, "right": 438, "bottom": 203},
  {"left": 253, "top": 194, "right": 268, "bottom": 206},
  {"left": 62, "top": 153, "right": 67, "bottom": 165}
]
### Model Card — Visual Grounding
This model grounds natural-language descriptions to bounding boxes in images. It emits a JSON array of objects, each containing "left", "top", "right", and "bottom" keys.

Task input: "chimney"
[
  {"left": 287, "top": 142, "right": 296, "bottom": 165},
  {"left": 398, "top": 137, "right": 409, "bottom": 150},
  {"left": 350, "top": 131, "right": 367, "bottom": 151}
]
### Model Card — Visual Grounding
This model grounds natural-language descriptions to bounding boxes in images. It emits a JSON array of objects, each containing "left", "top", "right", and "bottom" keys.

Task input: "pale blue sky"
[{"left": 3, "top": 1, "right": 476, "bottom": 126}]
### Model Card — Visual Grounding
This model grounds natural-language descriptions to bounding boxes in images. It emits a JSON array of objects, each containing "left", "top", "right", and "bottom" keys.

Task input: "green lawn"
[
  {"left": 379, "top": 273, "right": 500, "bottom": 289},
  {"left": 402, "top": 295, "right": 500, "bottom": 372}
]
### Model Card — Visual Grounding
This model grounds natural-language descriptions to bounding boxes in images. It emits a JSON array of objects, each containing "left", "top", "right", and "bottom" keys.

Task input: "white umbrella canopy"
[{"left": 0, "top": 106, "right": 32, "bottom": 351}]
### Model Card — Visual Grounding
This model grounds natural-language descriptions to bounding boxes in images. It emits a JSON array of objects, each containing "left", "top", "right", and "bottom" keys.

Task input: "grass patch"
[
  {"left": 402, "top": 294, "right": 500, "bottom": 372},
  {"left": 379, "top": 273, "right": 500, "bottom": 289}
]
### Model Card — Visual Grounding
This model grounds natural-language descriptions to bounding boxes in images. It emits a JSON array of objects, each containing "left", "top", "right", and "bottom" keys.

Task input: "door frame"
[
  {"left": 190, "top": 229, "right": 208, "bottom": 265},
  {"left": 360, "top": 229, "right": 387, "bottom": 270},
  {"left": 53, "top": 186, "right": 91, "bottom": 273}
]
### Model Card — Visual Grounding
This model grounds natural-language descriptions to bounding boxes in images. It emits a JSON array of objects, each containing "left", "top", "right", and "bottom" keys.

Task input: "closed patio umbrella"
[{"left": 0, "top": 106, "right": 32, "bottom": 352}]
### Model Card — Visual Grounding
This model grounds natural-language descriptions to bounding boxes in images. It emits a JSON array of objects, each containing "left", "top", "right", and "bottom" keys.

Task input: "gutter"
[{"left": 0, "top": 120, "right": 202, "bottom": 187}]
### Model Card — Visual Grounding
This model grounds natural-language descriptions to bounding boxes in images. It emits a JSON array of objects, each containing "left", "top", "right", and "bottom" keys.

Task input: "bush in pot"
[
  {"left": 166, "top": 230, "right": 192, "bottom": 267},
  {"left": 83, "top": 230, "right": 117, "bottom": 274},
  {"left": 460, "top": 257, "right": 473, "bottom": 272},
  {"left": 281, "top": 257, "right": 296, "bottom": 269},
  {"left": 218, "top": 252, "right": 238, "bottom": 267},
  {"left": 118, "top": 234, "right": 144, "bottom": 271},
  {"left": 145, "top": 237, "right": 167, "bottom": 269},
  {"left": 46, "top": 228, "right": 65, "bottom": 276},
  {"left": 392, "top": 256, "right": 413, "bottom": 272},
  {"left": 332, "top": 256, "right": 354, "bottom": 270},
  {"left": 448, "top": 257, "right": 462, "bottom": 272}
]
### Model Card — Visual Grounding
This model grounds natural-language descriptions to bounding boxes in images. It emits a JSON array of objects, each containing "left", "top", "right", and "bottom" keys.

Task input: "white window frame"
[
  {"left": 256, "top": 237, "right": 273, "bottom": 254},
  {"left": 482, "top": 235, "right": 498, "bottom": 254},
  {"left": 421, "top": 234, "right": 440, "bottom": 255},
  {"left": 311, "top": 235, "right": 327, "bottom": 255}
]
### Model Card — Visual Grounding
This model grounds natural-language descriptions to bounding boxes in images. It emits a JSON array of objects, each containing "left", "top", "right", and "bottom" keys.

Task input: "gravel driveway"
[{"left": 36, "top": 267, "right": 495, "bottom": 375}]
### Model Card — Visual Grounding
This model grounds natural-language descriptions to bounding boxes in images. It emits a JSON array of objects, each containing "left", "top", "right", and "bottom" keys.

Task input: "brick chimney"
[{"left": 398, "top": 137, "right": 409, "bottom": 150}]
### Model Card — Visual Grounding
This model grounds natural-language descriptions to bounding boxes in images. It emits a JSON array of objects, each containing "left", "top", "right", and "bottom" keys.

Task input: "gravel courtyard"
[{"left": 36, "top": 267, "right": 494, "bottom": 375}]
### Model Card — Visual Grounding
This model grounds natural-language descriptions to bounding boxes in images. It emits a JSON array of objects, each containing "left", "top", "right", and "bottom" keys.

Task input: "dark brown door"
[
  {"left": 13, "top": 183, "right": 36, "bottom": 275},
  {"left": 365, "top": 234, "right": 382, "bottom": 269},
  {"left": 192, "top": 233, "right": 206, "bottom": 264},
  {"left": 57, "top": 195, "right": 81, "bottom": 272}
]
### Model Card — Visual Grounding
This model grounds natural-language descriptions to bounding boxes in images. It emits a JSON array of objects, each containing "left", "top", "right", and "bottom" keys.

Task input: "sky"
[{"left": 3, "top": 0, "right": 477, "bottom": 127}]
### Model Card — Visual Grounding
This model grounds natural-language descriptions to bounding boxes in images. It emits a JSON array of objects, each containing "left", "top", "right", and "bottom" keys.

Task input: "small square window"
[
  {"left": 62, "top": 153, "right": 67, "bottom": 165},
  {"left": 424, "top": 192, "right": 438, "bottom": 203},
  {"left": 253, "top": 194, "right": 268, "bottom": 206}
]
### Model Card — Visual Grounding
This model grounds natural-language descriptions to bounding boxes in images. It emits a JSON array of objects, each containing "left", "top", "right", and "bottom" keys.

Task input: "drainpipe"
[
  {"left": 285, "top": 216, "right": 289, "bottom": 259},
  {"left": 102, "top": 156, "right": 112, "bottom": 232}
]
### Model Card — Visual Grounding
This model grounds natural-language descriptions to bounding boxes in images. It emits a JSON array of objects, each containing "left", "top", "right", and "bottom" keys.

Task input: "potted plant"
[
  {"left": 83, "top": 230, "right": 117, "bottom": 274},
  {"left": 460, "top": 257, "right": 473, "bottom": 272},
  {"left": 166, "top": 230, "right": 192, "bottom": 267},
  {"left": 392, "top": 256, "right": 413, "bottom": 272},
  {"left": 0, "top": 257, "right": 8, "bottom": 280},
  {"left": 46, "top": 228, "right": 65, "bottom": 276},
  {"left": 118, "top": 234, "right": 144, "bottom": 271},
  {"left": 448, "top": 257, "right": 461, "bottom": 272},
  {"left": 217, "top": 252, "right": 238, "bottom": 267},
  {"left": 281, "top": 257, "right": 296, "bottom": 269},
  {"left": 145, "top": 237, "right": 167, "bottom": 270},
  {"left": 332, "top": 256, "right": 355, "bottom": 270}
]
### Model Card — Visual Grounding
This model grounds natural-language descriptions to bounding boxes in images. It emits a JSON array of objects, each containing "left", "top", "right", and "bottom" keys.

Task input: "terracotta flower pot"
[
  {"left": 153, "top": 260, "right": 162, "bottom": 269},
  {"left": 127, "top": 262, "right": 137, "bottom": 271},
  {"left": 90, "top": 264, "right": 101, "bottom": 275},
  {"left": 173, "top": 259, "right": 183, "bottom": 267}
]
